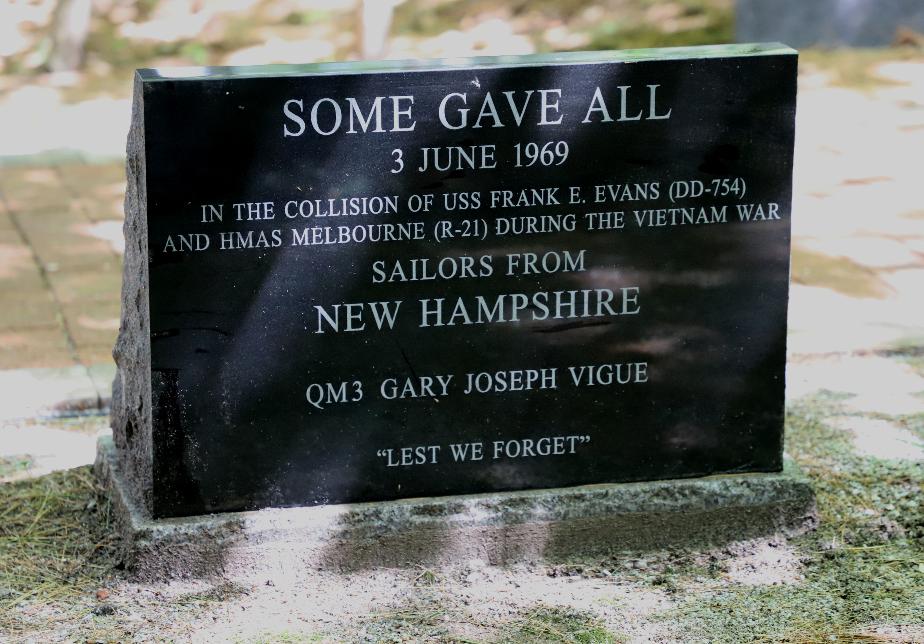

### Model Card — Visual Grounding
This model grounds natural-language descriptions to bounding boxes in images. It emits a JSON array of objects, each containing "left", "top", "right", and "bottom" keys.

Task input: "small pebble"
[{"left": 92, "top": 603, "right": 116, "bottom": 616}]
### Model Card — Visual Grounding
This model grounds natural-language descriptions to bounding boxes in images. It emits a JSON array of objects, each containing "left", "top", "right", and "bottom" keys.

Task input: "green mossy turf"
[{"left": 655, "top": 397, "right": 924, "bottom": 643}]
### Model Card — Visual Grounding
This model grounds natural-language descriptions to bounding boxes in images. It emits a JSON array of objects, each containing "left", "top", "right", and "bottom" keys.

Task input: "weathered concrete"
[
  {"left": 95, "top": 435, "right": 817, "bottom": 582},
  {"left": 737, "top": 0, "right": 924, "bottom": 47}
]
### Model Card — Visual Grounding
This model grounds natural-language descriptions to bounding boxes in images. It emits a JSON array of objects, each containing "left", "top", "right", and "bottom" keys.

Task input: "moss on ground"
[
  {"left": 0, "top": 466, "right": 117, "bottom": 637},
  {"left": 650, "top": 396, "right": 924, "bottom": 643}
]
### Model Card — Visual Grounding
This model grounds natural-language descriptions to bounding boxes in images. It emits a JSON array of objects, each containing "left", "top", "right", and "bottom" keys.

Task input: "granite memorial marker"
[{"left": 110, "top": 44, "right": 798, "bottom": 521}]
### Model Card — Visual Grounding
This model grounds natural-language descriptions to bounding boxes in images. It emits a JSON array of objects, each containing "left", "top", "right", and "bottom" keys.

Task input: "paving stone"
[
  {"left": 61, "top": 299, "right": 121, "bottom": 347},
  {"left": 0, "top": 289, "right": 59, "bottom": 331},
  {"left": 33, "top": 249, "right": 116, "bottom": 275},
  {"left": 881, "top": 267, "right": 924, "bottom": 300},
  {"left": 12, "top": 200, "right": 85, "bottom": 219},
  {"left": 0, "top": 419, "right": 102, "bottom": 478},
  {"left": 0, "top": 166, "right": 72, "bottom": 211},
  {"left": 829, "top": 416, "right": 924, "bottom": 461},
  {"left": 0, "top": 206, "right": 14, "bottom": 230},
  {"left": 58, "top": 162, "right": 126, "bottom": 222},
  {"left": 47, "top": 265, "right": 122, "bottom": 304},
  {"left": 77, "top": 193, "right": 125, "bottom": 222},
  {"left": 0, "top": 226, "right": 25, "bottom": 247},
  {"left": 788, "top": 284, "right": 924, "bottom": 355},
  {"left": 875, "top": 60, "right": 924, "bottom": 85},
  {"left": 56, "top": 161, "right": 125, "bottom": 191},
  {"left": 903, "top": 235, "right": 924, "bottom": 255},
  {"left": 0, "top": 269, "right": 47, "bottom": 299},
  {"left": 0, "top": 230, "right": 42, "bottom": 289},
  {"left": 14, "top": 207, "right": 85, "bottom": 232},
  {"left": 22, "top": 228, "right": 117, "bottom": 272},
  {"left": 0, "top": 327, "right": 73, "bottom": 370},
  {"left": 77, "top": 344, "right": 116, "bottom": 368},
  {"left": 788, "top": 355, "right": 924, "bottom": 415},
  {"left": 75, "top": 219, "right": 124, "bottom": 254},
  {"left": 796, "top": 236, "right": 923, "bottom": 270},
  {"left": 0, "top": 366, "right": 98, "bottom": 420}
]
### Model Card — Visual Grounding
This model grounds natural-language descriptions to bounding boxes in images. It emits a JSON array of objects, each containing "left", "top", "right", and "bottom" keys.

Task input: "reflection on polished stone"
[{"left": 115, "top": 46, "right": 798, "bottom": 518}]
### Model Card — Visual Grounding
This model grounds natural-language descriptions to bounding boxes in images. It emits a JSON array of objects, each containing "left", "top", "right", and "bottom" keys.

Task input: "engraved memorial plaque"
[{"left": 114, "top": 45, "right": 798, "bottom": 518}]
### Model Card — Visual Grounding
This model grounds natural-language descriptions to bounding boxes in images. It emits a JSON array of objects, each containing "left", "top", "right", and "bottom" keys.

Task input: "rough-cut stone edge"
[
  {"left": 110, "top": 72, "right": 153, "bottom": 516},
  {"left": 95, "top": 435, "right": 817, "bottom": 582}
]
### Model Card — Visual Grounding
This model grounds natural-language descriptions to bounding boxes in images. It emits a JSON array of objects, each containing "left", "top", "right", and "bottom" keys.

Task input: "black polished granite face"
[{"left": 135, "top": 46, "right": 798, "bottom": 518}]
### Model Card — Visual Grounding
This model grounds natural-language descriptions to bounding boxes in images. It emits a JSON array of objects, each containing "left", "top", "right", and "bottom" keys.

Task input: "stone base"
[{"left": 95, "top": 436, "right": 817, "bottom": 581}]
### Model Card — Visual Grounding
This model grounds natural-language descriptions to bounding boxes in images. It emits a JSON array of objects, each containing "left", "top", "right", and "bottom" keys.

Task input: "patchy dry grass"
[
  {"left": 0, "top": 466, "right": 118, "bottom": 637},
  {"left": 651, "top": 397, "right": 924, "bottom": 643},
  {"left": 349, "top": 601, "right": 623, "bottom": 643},
  {"left": 499, "top": 606, "right": 623, "bottom": 643},
  {"left": 355, "top": 601, "right": 456, "bottom": 642}
]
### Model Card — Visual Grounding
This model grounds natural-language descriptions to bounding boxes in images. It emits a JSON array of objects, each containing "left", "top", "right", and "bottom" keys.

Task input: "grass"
[
  {"left": 651, "top": 396, "right": 924, "bottom": 643},
  {"left": 0, "top": 466, "right": 118, "bottom": 636},
  {"left": 500, "top": 607, "right": 623, "bottom": 643},
  {"left": 358, "top": 602, "right": 456, "bottom": 642},
  {"left": 352, "top": 602, "right": 623, "bottom": 643}
]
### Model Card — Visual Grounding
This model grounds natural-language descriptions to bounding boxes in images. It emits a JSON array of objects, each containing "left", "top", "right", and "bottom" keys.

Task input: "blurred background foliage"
[{"left": 0, "top": 0, "right": 733, "bottom": 79}]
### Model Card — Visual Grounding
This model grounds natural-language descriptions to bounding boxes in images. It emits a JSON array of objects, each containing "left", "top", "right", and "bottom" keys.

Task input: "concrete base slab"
[{"left": 95, "top": 436, "right": 817, "bottom": 582}]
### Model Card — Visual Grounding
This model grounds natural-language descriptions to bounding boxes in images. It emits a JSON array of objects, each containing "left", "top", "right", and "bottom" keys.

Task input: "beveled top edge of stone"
[{"left": 136, "top": 43, "right": 797, "bottom": 83}]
